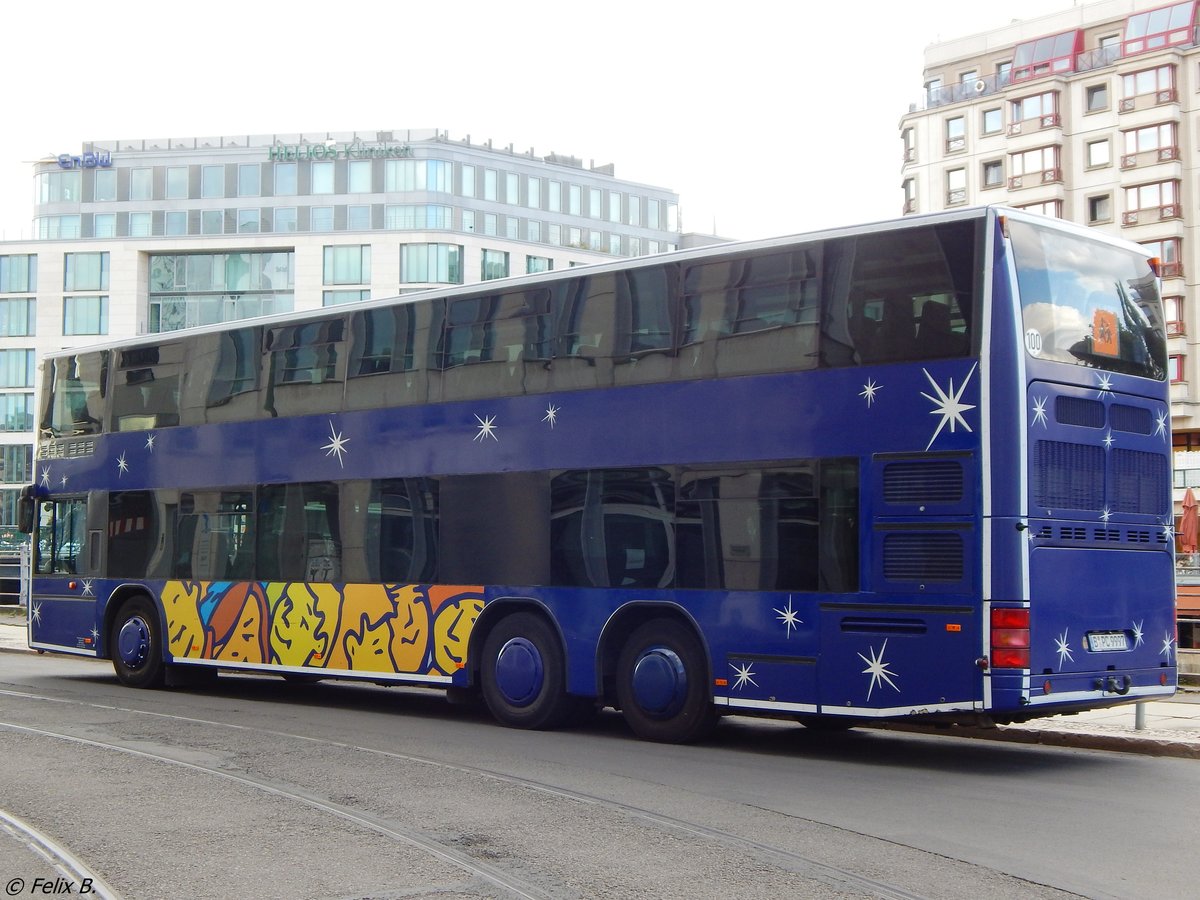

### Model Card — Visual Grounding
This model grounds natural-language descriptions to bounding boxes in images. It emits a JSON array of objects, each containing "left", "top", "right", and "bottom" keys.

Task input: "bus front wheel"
[
  {"left": 616, "top": 619, "right": 716, "bottom": 743},
  {"left": 110, "top": 595, "right": 165, "bottom": 689},
  {"left": 480, "top": 612, "right": 573, "bottom": 730}
]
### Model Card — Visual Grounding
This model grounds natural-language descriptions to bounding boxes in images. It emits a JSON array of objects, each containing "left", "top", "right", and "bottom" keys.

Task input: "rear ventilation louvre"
[
  {"left": 883, "top": 532, "right": 964, "bottom": 582},
  {"left": 883, "top": 460, "right": 964, "bottom": 505}
]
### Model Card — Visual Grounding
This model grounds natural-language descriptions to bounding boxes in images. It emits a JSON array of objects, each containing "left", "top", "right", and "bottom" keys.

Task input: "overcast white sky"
[{"left": 0, "top": 0, "right": 1073, "bottom": 243}]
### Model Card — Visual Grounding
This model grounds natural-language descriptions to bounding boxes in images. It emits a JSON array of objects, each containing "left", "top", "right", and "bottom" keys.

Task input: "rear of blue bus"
[{"left": 985, "top": 212, "right": 1176, "bottom": 719}]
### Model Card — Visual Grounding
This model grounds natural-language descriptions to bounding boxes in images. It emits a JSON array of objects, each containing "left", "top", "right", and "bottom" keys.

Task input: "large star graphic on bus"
[
  {"left": 321, "top": 420, "right": 350, "bottom": 468},
  {"left": 859, "top": 640, "right": 900, "bottom": 701},
  {"left": 116, "top": 452, "right": 129, "bottom": 476},
  {"left": 1155, "top": 410, "right": 1168, "bottom": 440},
  {"left": 543, "top": 404, "right": 560, "bottom": 428},
  {"left": 1054, "top": 629, "right": 1074, "bottom": 669},
  {"left": 859, "top": 378, "right": 882, "bottom": 407},
  {"left": 1030, "top": 395, "right": 1049, "bottom": 428},
  {"left": 39, "top": 467, "right": 50, "bottom": 488},
  {"left": 1096, "top": 373, "right": 1114, "bottom": 396},
  {"left": 1161, "top": 632, "right": 1175, "bottom": 661},
  {"left": 774, "top": 597, "right": 802, "bottom": 638},
  {"left": 474, "top": 414, "right": 499, "bottom": 442},
  {"left": 1132, "top": 620, "right": 1145, "bottom": 648},
  {"left": 921, "top": 363, "right": 977, "bottom": 450},
  {"left": 730, "top": 661, "right": 758, "bottom": 690}
]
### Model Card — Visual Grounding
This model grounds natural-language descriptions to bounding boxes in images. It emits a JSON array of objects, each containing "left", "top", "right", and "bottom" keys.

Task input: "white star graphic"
[
  {"left": 543, "top": 404, "right": 560, "bottom": 428},
  {"left": 858, "top": 640, "right": 900, "bottom": 701},
  {"left": 1097, "top": 373, "right": 1113, "bottom": 396},
  {"left": 1031, "top": 395, "right": 1049, "bottom": 428},
  {"left": 1132, "top": 620, "right": 1145, "bottom": 648},
  {"left": 321, "top": 421, "right": 350, "bottom": 467},
  {"left": 1161, "top": 632, "right": 1175, "bottom": 661},
  {"left": 1162, "top": 518, "right": 1175, "bottom": 542},
  {"left": 31, "top": 602, "right": 42, "bottom": 626},
  {"left": 90, "top": 626, "right": 99, "bottom": 643},
  {"left": 773, "top": 597, "right": 802, "bottom": 638},
  {"left": 859, "top": 378, "right": 882, "bottom": 407},
  {"left": 921, "top": 364, "right": 977, "bottom": 450},
  {"left": 145, "top": 433, "right": 156, "bottom": 452},
  {"left": 81, "top": 579, "right": 94, "bottom": 597},
  {"left": 1155, "top": 410, "right": 1168, "bottom": 440},
  {"left": 474, "top": 414, "right": 499, "bottom": 442},
  {"left": 116, "top": 453, "right": 129, "bottom": 476},
  {"left": 1054, "top": 630, "right": 1074, "bottom": 669},
  {"left": 1102, "top": 430, "right": 1114, "bottom": 451},
  {"left": 59, "top": 475, "right": 68, "bottom": 488},
  {"left": 1100, "top": 506, "right": 1112, "bottom": 523},
  {"left": 731, "top": 661, "right": 758, "bottom": 690},
  {"left": 39, "top": 467, "right": 50, "bottom": 488}
]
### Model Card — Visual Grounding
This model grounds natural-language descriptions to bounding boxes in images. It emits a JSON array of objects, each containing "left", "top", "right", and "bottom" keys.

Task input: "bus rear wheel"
[
  {"left": 616, "top": 618, "right": 716, "bottom": 743},
  {"left": 110, "top": 595, "right": 165, "bottom": 689},
  {"left": 480, "top": 612, "right": 574, "bottom": 730}
]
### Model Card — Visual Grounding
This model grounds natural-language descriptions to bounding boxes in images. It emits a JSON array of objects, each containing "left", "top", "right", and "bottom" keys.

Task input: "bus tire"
[
  {"left": 616, "top": 618, "right": 716, "bottom": 743},
  {"left": 110, "top": 595, "right": 165, "bottom": 689},
  {"left": 480, "top": 612, "right": 573, "bottom": 730}
]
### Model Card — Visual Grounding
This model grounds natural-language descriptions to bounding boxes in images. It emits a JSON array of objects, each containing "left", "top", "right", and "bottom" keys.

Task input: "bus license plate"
[{"left": 1087, "top": 632, "right": 1129, "bottom": 652}]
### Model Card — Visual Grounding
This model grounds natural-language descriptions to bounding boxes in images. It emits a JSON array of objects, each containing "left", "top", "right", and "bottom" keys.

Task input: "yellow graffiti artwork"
[
  {"left": 431, "top": 596, "right": 484, "bottom": 674},
  {"left": 162, "top": 581, "right": 205, "bottom": 659},
  {"left": 267, "top": 582, "right": 338, "bottom": 668},
  {"left": 388, "top": 584, "right": 431, "bottom": 673},
  {"left": 344, "top": 612, "right": 397, "bottom": 673}
]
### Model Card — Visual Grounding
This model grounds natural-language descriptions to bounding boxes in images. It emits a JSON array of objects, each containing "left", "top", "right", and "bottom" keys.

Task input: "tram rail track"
[{"left": 0, "top": 684, "right": 1042, "bottom": 900}]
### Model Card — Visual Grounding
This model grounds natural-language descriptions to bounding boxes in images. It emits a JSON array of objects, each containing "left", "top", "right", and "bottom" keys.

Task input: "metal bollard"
[{"left": 1135, "top": 701, "right": 1146, "bottom": 731}]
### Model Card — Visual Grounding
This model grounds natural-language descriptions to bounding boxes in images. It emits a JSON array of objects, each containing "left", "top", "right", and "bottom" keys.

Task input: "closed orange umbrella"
[{"left": 1181, "top": 488, "right": 1198, "bottom": 553}]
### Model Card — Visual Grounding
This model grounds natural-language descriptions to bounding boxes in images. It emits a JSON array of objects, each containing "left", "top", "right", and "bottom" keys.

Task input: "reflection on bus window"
[{"left": 41, "top": 352, "right": 108, "bottom": 437}]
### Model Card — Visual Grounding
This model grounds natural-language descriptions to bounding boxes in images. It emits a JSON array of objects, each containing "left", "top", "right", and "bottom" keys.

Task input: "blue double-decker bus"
[{"left": 19, "top": 206, "right": 1177, "bottom": 742}]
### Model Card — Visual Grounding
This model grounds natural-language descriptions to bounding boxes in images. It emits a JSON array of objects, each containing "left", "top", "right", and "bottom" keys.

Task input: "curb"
[{"left": 879, "top": 721, "right": 1200, "bottom": 759}]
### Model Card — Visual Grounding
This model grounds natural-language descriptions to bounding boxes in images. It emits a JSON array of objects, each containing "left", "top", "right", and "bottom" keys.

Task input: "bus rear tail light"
[{"left": 991, "top": 608, "right": 1030, "bottom": 669}]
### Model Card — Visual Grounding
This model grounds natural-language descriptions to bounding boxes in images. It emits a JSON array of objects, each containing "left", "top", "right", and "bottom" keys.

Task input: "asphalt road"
[{"left": 0, "top": 652, "right": 1195, "bottom": 900}]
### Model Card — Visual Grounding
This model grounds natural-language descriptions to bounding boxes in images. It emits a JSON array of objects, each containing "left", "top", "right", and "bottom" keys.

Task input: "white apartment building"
[
  {"left": 899, "top": 0, "right": 1199, "bottom": 459},
  {"left": 0, "top": 129, "right": 683, "bottom": 536}
]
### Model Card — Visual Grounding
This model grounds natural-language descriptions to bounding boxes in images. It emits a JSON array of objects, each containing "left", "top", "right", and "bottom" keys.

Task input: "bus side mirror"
[{"left": 17, "top": 485, "right": 35, "bottom": 535}]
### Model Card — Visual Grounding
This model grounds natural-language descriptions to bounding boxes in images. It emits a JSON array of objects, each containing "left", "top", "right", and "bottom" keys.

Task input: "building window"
[
  {"left": 461, "top": 164, "right": 475, "bottom": 198},
  {"left": 275, "top": 207, "right": 297, "bottom": 233},
  {"left": 1012, "top": 29, "right": 1080, "bottom": 81},
  {"left": 629, "top": 195, "right": 641, "bottom": 227},
  {"left": 609, "top": 234, "right": 622, "bottom": 254},
  {"left": 1015, "top": 200, "right": 1062, "bottom": 218},
  {"left": 0, "top": 350, "right": 34, "bottom": 388},
  {"left": 62, "top": 296, "right": 108, "bottom": 336},
  {"left": 1009, "top": 91, "right": 1059, "bottom": 131},
  {"left": 1008, "top": 145, "right": 1061, "bottom": 188},
  {"left": 93, "top": 214, "right": 116, "bottom": 238},
  {"left": 275, "top": 163, "right": 297, "bottom": 197},
  {"left": 0, "top": 444, "right": 32, "bottom": 478},
  {"left": 0, "top": 256, "right": 36, "bottom": 293},
  {"left": 323, "top": 245, "right": 371, "bottom": 285},
  {"left": 506, "top": 172, "right": 519, "bottom": 205},
  {"left": 484, "top": 169, "right": 498, "bottom": 201},
  {"left": 902, "top": 177, "right": 916, "bottom": 214},
  {"left": 982, "top": 160, "right": 1004, "bottom": 188},
  {"left": 64, "top": 253, "right": 108, "bottom": 292},
  {"left": 1122, "top": 65, "right": 1175, "bottom": 106},
  {"left": 1124, "top": 3, "right": 1196, "bottom": 56},
  {"left": 483, "top": 213, "right": 498, "bottom": 236},
  {"left": 945, "top": 116, "right": 965, "bottom": 153},
  {"left": 237, "top": 209, "right": 260, "bottom": 233},
  {"left": 348, "top": 160, "right": 372, "bottom": 193},
  {"left": 311, "top": 206, "right": 334, "bottom": 231},
  {"left": 1170, "top": 354, "right": 1185, "bottom": 383},
  {"left": 589, "top": 188, "right": 602, "bottom": 219},
  {"left": 165, "top": 210, "right": 188, "bottom": 236},
  {"left": 400, "top": 244, "right": 463, "bottom": 284},
  {"left": 202, "top": 165, "right": 224, "bottom": 199},
  {"left": 1141, "top": 238, "right": 1182, "bottom": 277},
  {"left": 0, "top": 298, "right": 34, "bottom": 336},
  {"left": 925, "top": 77, "right": 943, "bottom": 105},
  {"left": 0, "top": 393, "right": 33, "bottom": 433},
  {"left": 462, "top": 210, "right": 475, "bottom": 233},
  {"left": 1087, "top": 194, "right": 1112, "bottom": 224},
  {"left": 36, "top": 171, "right": 80, "bottom": 204},
  {"left": 1086, "top": 139, "right": 1111, "bottom": 168},
  {"left": 527, "top": 220, "right": 541, "bottom": 243},
  {"left": 347, "top": 205, "right": 371, "bottom": 230},
  {"left": 236, "top": 168, "right": 260, "bottom": 200},
  {"left": 1121, "top": 122, "right": 1178, "bottom": 165},
  {"left": 527, "top": 255, "right": 552, "bottom": 274},
  {"left": 1086, "top": 83, "right": 1109, "bottom": 112},
  {"left": 166, "top": 166, "right": 188, "bottom": 200},
  {"left": 982, "top": 108, "right": 1002, "bottom": 135},
  {"left": 609, "top": 192, "right": 622, "bottom": 222},
  {"left": 569, "top": 185, "right": 582, "bottom": 216},
  {"left": 481, "top": 249, "right": 509, "bottom": 281},
  {"left": 312, "top": 161, "right": 335, "bottom": 195},
  {"left": 505, "top": 216, "right": 519, "bottom": 240},
  {"left": 945, "top": 169, "right": 966, "bottom": 205},
  {"left": 94, "top": 169, "right": 117, "bottom": 202},
  {"left": 1166, "top": 295, "right": 1185, "bottom": 336},
  {"left": 130, "top": 168, "right": 152, "bottom": 201},
  {"left": 129, "top": 212, "right": 151, "bottom": 237},
  {"left": 201, "top": 209, "right": 224, "bottom": 235},
  {"left": 323, "top": 290, "right": 370, "bottom": 307},
  {"left": 1123, "top": 180, "right": 1180, "bottom": 223},
  {"left": 997, "top": 60, "right": 1012, "bottom": 85}
]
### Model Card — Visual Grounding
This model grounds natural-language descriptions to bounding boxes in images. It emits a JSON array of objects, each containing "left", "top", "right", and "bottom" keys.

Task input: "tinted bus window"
[
  {"left": 41, "top": 352, "right": 108, "bottom": 437},
  {"left": 111, "top": 342, "right": 184, "bottom": 431}
]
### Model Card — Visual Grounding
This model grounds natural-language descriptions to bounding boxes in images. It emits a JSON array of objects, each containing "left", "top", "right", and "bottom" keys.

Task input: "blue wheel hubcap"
[
  {"left": 118, "top": 616, "right": 150, "bottom": 669},
  {"left": 494, "top": 637, "right": 544, "bottom": 707},
  {"left": 631, "top": 647, "right": 687, "bottom": 718}
]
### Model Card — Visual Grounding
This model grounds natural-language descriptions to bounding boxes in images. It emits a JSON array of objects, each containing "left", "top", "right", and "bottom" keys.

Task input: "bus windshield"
[{"left": 1010, "top": 218, "right": 1166, "bottom": 380}]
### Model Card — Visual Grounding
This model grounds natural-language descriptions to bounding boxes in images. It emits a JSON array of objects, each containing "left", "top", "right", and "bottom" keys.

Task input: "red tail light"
[{"left": 991, "top": 607, "right": 1030, "bottom": 669}]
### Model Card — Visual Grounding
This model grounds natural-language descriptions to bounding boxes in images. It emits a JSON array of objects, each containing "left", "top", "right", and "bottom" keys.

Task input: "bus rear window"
[{"left": 1010, "top": 219, "right": 1166, "bottom": 380}]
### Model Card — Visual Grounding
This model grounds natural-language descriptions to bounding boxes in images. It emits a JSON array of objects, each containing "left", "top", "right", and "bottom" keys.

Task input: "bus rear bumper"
[{"left": 987, "top": 667, "right": 1176, "bottom": 720}]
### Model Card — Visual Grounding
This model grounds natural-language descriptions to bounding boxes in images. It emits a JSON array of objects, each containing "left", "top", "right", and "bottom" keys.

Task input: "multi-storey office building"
[
  {"left": 898, "top": 0, "right": 1200, "bottom": 644},
  {"left": 0, "top": 129, "right": 682, "bottom": 537}
]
